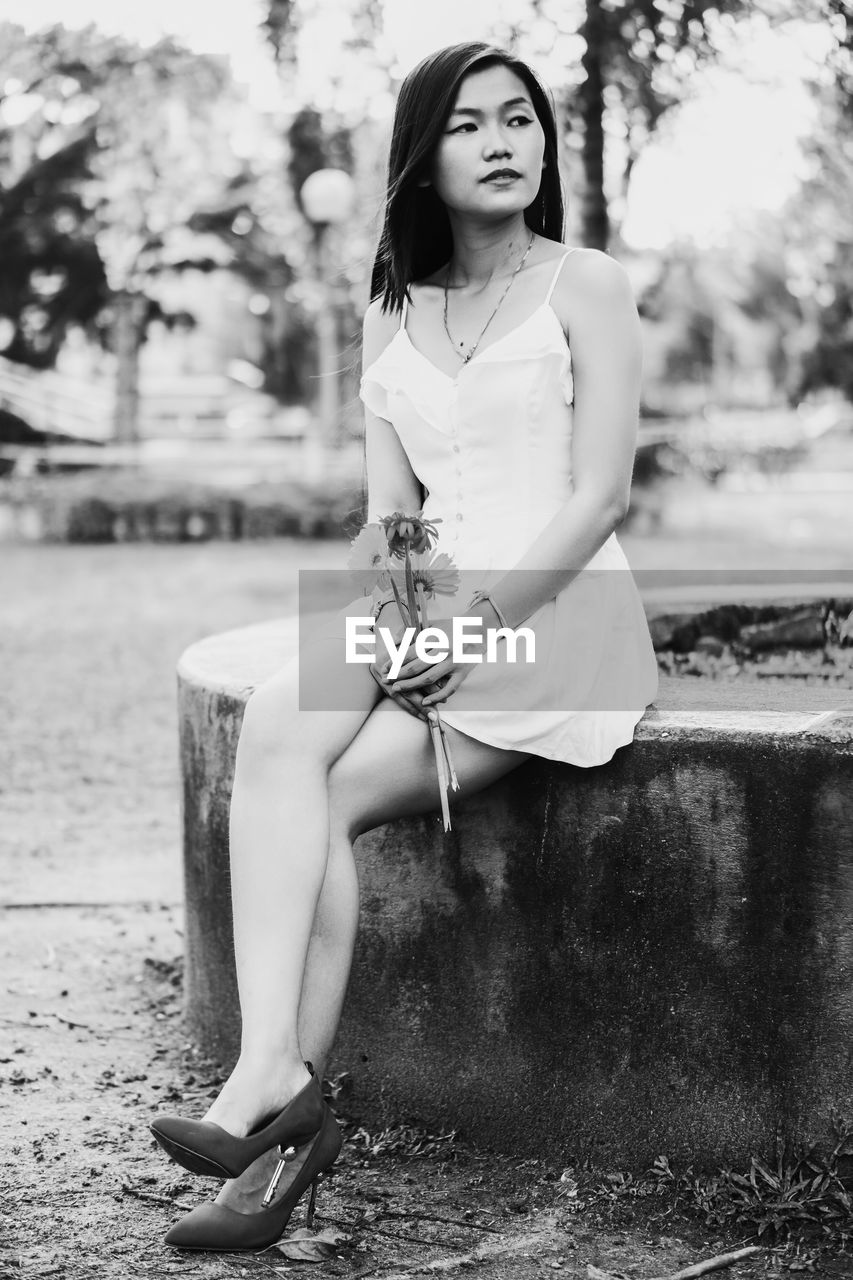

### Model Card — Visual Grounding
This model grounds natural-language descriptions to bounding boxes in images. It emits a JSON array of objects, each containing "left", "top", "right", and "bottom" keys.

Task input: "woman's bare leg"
[
  {"left": 301, "top": 695, "right": 532, "bottom": 1064},
  {"left": 215, "top": 694, "right": 531, "bottom": 1210},
  {"left": 201, "top": 631, "right": 384, "bottom": 1137}
]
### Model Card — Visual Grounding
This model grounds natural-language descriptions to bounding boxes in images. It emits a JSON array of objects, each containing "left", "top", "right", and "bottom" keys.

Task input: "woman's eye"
[{"left": 447, "top": 116, "right": 532, "bottom": 134}]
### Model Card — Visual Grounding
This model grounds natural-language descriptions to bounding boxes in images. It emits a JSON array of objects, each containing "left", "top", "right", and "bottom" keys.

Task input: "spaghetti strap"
[{"left": 544, "top": 248, "right": 580, "bottom": 304}]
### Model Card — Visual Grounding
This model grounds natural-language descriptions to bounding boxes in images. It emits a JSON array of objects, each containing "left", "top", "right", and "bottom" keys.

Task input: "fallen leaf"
[{"left": 272, "top": 1227, "right": 348, "bottom": 1263}]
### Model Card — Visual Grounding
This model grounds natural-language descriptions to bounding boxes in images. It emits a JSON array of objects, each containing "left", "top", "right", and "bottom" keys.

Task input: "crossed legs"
[{"left": 198, "top": 623, "right": 530, "bottom": 1208}]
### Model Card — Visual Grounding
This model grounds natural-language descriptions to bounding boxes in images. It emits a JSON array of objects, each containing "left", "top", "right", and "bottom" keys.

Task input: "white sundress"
[{"left": 331, "top": 247, "right": 659, "bottom": 767}]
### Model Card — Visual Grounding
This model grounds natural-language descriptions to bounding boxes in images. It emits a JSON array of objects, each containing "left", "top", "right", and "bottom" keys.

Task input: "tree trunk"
[
  {"left": 578, "top": 0, "right": 609, "bottom": 252},
  {"left": 112, "top": 290, "right": 145, "bottom": 445}
]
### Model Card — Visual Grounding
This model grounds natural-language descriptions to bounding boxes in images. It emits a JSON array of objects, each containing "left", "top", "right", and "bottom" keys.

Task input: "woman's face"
[{"left": 426, "top": 63, "right": 547, "bottom": 220}]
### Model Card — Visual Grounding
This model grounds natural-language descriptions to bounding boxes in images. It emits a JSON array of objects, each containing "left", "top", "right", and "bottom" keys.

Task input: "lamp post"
[{"left": 299, "top": 168, "right": 356, "bottom": 479}]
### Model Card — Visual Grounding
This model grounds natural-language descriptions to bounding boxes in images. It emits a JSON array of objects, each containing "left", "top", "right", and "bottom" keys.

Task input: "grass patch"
[{"left": 573, "top": 1115, "right": 853, "bottom": 1266}]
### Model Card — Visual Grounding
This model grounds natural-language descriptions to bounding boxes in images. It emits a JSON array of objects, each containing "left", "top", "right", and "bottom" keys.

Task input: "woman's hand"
[
  {"left": 370, "top": 610, "right": 434, "bottom": 721},
  {"left": 374, "top": 614, "right": 483, "bottom": 710}
]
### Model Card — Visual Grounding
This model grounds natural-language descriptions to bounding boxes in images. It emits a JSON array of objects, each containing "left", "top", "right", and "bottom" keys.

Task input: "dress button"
[
  {"left": 456, "top": 513, "right": 463, "bottom": 522},
  {"left": 452, "top": 444, "right": 460, "bottom": 453}
]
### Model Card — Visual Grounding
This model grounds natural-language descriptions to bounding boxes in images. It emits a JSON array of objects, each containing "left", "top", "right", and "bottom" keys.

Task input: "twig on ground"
[
  {"left": 51, "top": 1012, "right": 96, "bottom": 1031},
  {"left": 246, "top": 1252, "right": 291, "bottom": 1278},
  {"left": 0, "top": 1016, "right": 55, "bottom": 1029},
  {"left": 376, "top": 1210, "right": 502, "bottom": 1234},
  {"left": 344, "top": 1222, "right": 451, "bottom": 1248},
  {"left": 0, "top": 1012, "right": 135, "bottom": 1034},
  {"left": 121, "top": 1182, "right": 197, "bottom": 1213},
  {"left": 3, "top": 900, "right": 178, "bottom": 909},
  {"left": 349, "top": 1222, "right": 559, "bottom": 1279},
  {"left": 648, "top": 1244, "right": 763, "bottom": 1280}
]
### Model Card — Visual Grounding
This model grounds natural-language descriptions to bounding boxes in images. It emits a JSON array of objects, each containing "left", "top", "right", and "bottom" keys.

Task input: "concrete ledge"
[{"left": 178, "top": 616, "right": 853, "bottom": 1168}]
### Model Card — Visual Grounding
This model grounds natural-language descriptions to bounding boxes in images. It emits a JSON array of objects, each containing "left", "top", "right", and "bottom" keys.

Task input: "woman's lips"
[{"left": 482, "top": 173, "right": 521, "bottom": 184}]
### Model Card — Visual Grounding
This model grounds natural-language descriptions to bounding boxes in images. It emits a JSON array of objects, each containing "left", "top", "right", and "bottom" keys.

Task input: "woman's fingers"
[
  {"left": 377, "top": 649, "right": 446, "bottom": 683},
  {"left": 369, "top": 665, "right": 430, "bottom": 721},
  {"left": 387, "top": 660, "right": 451, "bottom": 693},
  {"left": 422, "top": 675, "right": 454, "bottom": 706}
]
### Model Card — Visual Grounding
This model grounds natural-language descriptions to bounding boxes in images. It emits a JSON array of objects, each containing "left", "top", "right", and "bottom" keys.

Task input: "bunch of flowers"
[{"left": 348, "top": 511, "right": 461, "bottom": 831}]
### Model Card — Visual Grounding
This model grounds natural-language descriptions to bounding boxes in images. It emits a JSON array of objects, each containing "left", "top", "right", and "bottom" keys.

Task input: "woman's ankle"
[
  {"left": 231, "top": 1051, "right": 313, "bottom": 1094},
  {"left": 202, "top": 1057, "right": 312, "bottom": 1135}
]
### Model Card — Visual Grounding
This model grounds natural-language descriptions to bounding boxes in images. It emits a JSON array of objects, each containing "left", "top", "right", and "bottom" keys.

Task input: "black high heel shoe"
[
  {"left": 163, "top": 1106, "right": 343, "bottom": 1252},
  {"left": 150, "top": 1061, "right": 324, "bottom": 1179}
]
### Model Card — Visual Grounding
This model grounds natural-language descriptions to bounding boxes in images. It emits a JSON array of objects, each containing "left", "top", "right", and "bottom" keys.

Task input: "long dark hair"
[{"left": 369, "top": 43, "right": 565, "bottom": 313}]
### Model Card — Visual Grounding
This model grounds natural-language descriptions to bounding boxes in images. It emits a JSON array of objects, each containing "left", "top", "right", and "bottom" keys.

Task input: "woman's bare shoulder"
[
  {"left": 555, "top": 248, "right": 633, "bottom": 301},
  {"left": 362, "top": 295, "right": 403, "bottom": 370},
  {"left": 551, "top": 248, "right": 637, "bottom": 334}
]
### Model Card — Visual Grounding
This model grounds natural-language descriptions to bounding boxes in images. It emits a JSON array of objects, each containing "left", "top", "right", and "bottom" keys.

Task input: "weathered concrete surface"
[{"left": 178, "top": 617, "right": 853, "bottom": 1169}]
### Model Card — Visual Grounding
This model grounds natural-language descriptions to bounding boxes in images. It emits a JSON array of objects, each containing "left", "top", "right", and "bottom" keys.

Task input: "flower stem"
[
  {"left": 404, "top": 548, "right": 420, "bottom": 635},
  {"left": 389, "top": 575, "right": 410, "bottom": 627},
  {"left": 428, "top": 715, "right": 452, "bottom": 831},
  {"left": 440, "top": 725, "right": 460, "bottom": 791}
]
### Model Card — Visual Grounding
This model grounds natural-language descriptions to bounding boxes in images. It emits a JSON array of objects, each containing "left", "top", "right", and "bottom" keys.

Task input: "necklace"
[{"left": 443, "top": 229, "right": 536, "bottom": 365}]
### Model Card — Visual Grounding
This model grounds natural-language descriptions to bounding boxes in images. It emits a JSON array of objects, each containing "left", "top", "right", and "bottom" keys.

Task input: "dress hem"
[{"left": 434, "top": 706, "right": 648, "bottom": 769}]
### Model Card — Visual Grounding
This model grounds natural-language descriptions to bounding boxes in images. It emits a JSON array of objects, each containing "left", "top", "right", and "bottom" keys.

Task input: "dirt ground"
[
  {"left": 2, "top": 538, "right": 851, "bottom": 1279},
  {"left": 0, "top": 902, "right": 806, "bottom": 1280}
]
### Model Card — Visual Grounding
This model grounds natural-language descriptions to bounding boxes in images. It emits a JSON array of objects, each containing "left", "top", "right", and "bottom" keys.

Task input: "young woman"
[{"left": 150, "top": 41, "right": 658, "bottom": 1252}]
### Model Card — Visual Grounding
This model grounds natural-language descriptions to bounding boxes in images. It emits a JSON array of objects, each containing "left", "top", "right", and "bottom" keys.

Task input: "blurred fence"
[
  {"left": 0, "top": 356, "right": 311, "bottom": 445},
  {"left": 0, "top": 354, "right": 111, "bottom": 441}
]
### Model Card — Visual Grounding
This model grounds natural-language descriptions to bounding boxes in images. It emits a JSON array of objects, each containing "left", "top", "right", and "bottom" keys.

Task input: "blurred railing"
[
  {"left": 0, "top": 357, "right": 314, "bottom": 444},
  {"left": 0, "top": 354, "right": 112, "bottom": 441}
]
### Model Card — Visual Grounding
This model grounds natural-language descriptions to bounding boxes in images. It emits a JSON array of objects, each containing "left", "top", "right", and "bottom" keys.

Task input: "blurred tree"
[
  {"left": 287, "top": 106, "right": 354, "bottom": 211},
  {"left": 0, "top": 22, "right": 114, "bottom": 367},
  {"left": 265, "top": 0, "right": 755, "bottom": 253},
  {"left": 564, "top": 0, "right": 751, "bottom": 251},
  {"left": 0, "top": 127, "right": 106, "bottom": 368},
  {"left": 635, "top": 227, "right": 807, "bottom": 412},
  {"left": 0, "top": 22, "right": 239, "bottom": 441},
  {"left": 187, "top": 176, "right": 316, "bottom": 404},
  {"left": 790, "top": 1, "right": 853, "bottom": 402},
  {"left": 84, "top": 40, "right": 235, "bottom": 442},
  {"left": 262, "top": 0, "right": 299, "bottom": 70}
]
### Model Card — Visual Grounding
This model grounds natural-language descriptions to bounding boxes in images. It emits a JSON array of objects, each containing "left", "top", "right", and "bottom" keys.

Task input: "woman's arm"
[
  {"left": 362, "top": 299, "right": 425, "bottom": 521},
  {"left": 461, "top": 249, "right": 643, "bottom": 632},
  {"left": 360, "top": 299, "right": 435, "bottom": 719}
]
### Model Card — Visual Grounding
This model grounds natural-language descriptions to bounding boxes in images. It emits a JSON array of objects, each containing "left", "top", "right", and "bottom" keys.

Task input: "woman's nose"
[{"left": 483, "top": 130, "right": 512, "bottom": 159}]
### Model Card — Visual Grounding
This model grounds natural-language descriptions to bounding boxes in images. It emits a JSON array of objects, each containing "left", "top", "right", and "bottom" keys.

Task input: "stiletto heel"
[
  {"left": 150, "top": 1061, "right": 324, "bottom": 1179},
  {"left": 164, "top": 1107, "right": 343, "bottom": 1252},
  {"left": 305, "top": 1176, "right": 319, "bottom": 1230}
]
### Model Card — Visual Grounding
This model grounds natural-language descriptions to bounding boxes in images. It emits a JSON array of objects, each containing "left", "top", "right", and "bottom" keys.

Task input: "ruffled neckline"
[{"left": 363, "top": 301, "right": 571, "bottom": 386}]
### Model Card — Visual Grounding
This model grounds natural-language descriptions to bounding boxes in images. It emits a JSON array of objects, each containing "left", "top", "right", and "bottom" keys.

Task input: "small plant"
[{"left": 647, "top": 1113, "right": 853, "bottom": 1251}]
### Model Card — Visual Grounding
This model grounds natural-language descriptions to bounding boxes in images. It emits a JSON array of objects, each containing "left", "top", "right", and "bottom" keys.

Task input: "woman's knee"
[
  {"left": 237, "top": 675, "right": 303, "bottom": 770},
  {"left": 327, "top": 747, "right": 382, "bottom": 843},
  {"left": 325, "top": 702, "right": 435, "bottom": 842},
  {"left": 237, "top": 663, "right": 379, "bottom": 778}
]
